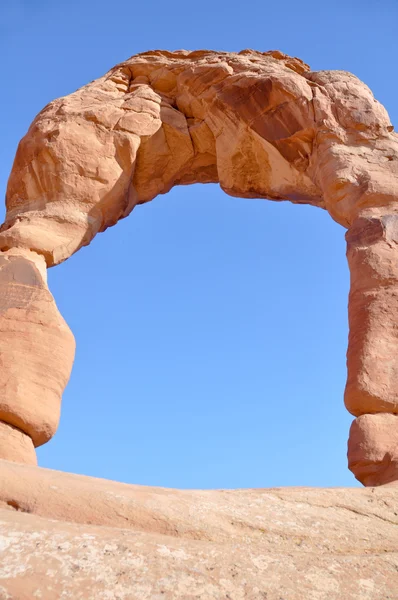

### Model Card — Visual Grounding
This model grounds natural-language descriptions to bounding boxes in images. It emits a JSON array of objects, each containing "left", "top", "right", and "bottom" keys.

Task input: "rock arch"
[{"left": 1, "top": 50, "right": 398, "bottom": 486}]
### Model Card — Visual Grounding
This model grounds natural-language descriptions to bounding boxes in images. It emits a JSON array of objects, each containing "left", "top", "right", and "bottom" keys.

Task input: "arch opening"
[
  {"left": 1, "top": 50, "right": 398, "bottom": 487},
  {"left": 39, "top": 186, "right": 350, "bottom": 487}
]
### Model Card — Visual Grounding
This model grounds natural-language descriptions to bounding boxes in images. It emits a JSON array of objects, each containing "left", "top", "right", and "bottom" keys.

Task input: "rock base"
[{"left": 0, "top": 460, "right": 398, "bottom": 599}]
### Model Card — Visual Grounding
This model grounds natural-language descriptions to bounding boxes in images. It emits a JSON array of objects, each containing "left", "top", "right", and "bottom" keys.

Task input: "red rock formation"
[
  {"left": 0, "top": 249, "right": 75, "bottom": 460},
  {"left": 345, "top": 212, "right": 398, "bottom": 417},
  {"left": 0, "top": 422, "right": 36, "bottom": 465},
  {"left": 348, "top": 413, "right": 398, "bottom": 487},
  {"left": 1, "top": 49, "right": 398, "bottom": 483}
]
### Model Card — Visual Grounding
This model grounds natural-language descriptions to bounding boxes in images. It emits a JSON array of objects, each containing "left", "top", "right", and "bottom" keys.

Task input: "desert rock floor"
[{"left": 1, "top": 460, "right": 397, "bottom": 599}]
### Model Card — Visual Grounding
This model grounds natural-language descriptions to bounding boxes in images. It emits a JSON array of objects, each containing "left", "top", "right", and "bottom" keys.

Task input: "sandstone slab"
[{"left": 0, "top": 461, "right": 398, "bottom": 599}]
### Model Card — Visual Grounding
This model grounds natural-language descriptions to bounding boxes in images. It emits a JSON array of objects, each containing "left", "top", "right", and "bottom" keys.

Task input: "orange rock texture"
[
  {"left": 0, "top": 249, "right": 75, "bottom": 459},
  {"left": 0, "top": 460, "right": 398, "bottom": 599},
  {"left": 1, "top": 49, "right": 398, "bottom": 482},
  {"left": 0, "top": 422, "right": 36, "bottom": 466},
  {"left": 348, "top": 413, "right": 398, "bottom": 486},
  {"left": 3, "top": 50, "right": 397, "bottom": 263}
]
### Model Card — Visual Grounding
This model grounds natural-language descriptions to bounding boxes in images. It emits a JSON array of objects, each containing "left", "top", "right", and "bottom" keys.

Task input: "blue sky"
[{"left": 1, "top": 0, "right": 397, "bottom": 488}]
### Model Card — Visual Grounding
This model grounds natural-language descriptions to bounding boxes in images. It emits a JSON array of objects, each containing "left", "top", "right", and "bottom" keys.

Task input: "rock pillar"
[
  {"left": 346, "top": 212, "right": 398, "bottom": 485},
  {"left": 0, "top": 249, "right": 75, "bottom": 464}
]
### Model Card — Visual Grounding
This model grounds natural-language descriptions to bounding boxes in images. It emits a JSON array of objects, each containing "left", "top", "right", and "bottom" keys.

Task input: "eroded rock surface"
[
  {"left": 2, "top": 50, "right": 397, "bottom": 266},
  {"left": 0, "top": 249, "right": 75, "bottom": 451},
  {"left": 345, "top": 213, "right": 398, "bottom": 417},
  {"left": 0, "top": 461, "right": 398, "bottom": 600},
  {"left": 2, "top": 49, "right": 398, "bottom": 482},
  {"left": 0, "top": 422, "right": 36, "bottom": 466},
  {"left": 348, "top": 413, "right": 398, "bottom": 486}
]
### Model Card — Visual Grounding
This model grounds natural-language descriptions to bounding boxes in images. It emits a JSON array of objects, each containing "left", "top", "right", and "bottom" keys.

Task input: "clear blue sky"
[{"left": 1, "top": 0, "right": 397, "bottom": 488}]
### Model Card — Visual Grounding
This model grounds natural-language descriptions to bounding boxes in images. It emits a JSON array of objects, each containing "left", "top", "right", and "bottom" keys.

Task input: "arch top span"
[{"left": 2, "top": 49, "right": 396, "bottom": 266}]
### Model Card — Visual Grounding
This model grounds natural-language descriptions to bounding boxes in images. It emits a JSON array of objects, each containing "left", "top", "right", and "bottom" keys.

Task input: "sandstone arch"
[{"left": 1, "top": 50, "right": 398, "bottom": 486}]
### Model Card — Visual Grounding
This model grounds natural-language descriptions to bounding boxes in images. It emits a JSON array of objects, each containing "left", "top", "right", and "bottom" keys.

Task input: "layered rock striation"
[{"left": 1, "top": 50, "right": 398, "bottom": 484}]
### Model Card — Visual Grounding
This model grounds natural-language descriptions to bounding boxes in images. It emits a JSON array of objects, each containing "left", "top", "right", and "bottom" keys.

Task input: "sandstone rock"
[
  {"left": 2, "top": 50, "right": 396, "bottom": 266},
  {"left": 0, "top": 460, "right": 398, "bottom": 599},
  {"left": 345, "top": 213, "right": 398, "bottom": 417},
  {"left": 0, "top": 249, "right": 75, "bottom": 447},
  {"left": 3, "top": 49, "right": 398, "bottom": 598},
  {"left": 2, "top": 49, "right": 398, "bottom": 480},
  {"left": 348, "top": 413, "right": 398, "bottom": 486},
  {"left": 0, "top": 422, "right": 36, "bottom": 465}
]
